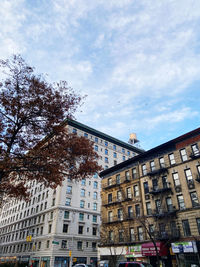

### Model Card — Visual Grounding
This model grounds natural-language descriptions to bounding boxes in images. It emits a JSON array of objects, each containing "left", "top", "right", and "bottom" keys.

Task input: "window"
[
  {"left": 48, "top": 224, "right": 52, "bottom": 233},
  {"left": 105, "top": 141, "right": 108, "bottom": 146},
  {"left": 166, "top": 197, "right": 173, "bottom": 211},
  {"left": 79, "top": 213, "right": 84, "bottom": 221},
  {"left": 113, "top": 144, "right": 116, "bottom": 150},
  {"left": 149, "top": 224, "right": 154, "bottom": 235},
  {"left": 146, "top": 202, "right": 152, "bottom": 215},
  {"left": 92, "top": 242, "right": 96, "bottom": 250},
  {"left": 150, "top": 160, "right": 155, "bottom": 171},
  {"left": 65, "top": 198, "right": 71, "bottom": 206},
  {"left": 122, "top": 148, "right": 125, "bottom": 153},
  {"left": 142, "top": 164, "right": 147, "bottom": 175},
  {"left": 132, "top": 168, "right": 137, "bottom": 179},
  {"left": 123, "top": 155, "right": 126, "bottom": 161},
  {"left": 191, "top": 144, "right": 200, "bottom": 156},
  {"left": 177, "top": 195, "right": 185, "bottom": 210},
  {"left": 125, "top": 171, "right": 130, "bottom": 181},
  {"left": 169, "top": 153, "right": 176, "bottom": 165},
  {"left": 190, "top": 192, "right": 199, "bottom": 207},
  {"left": 130, "top": 228, "right": 135, "bottom": 241},
  {"left": 105, "top": 149, "right": 108, "bottom": 155},
  {"left": 127, "top": 151, "right": 130, "bottom": 156},
  {"left": 108, "top": 193, "right": 112, "bottom": 203},
  {"left": 46, "top": 240, "right": 50, "bottom": 248},
  {"left": 94, "top": 145, "right": 98, "bottom": 151},
  {"left": 63, "top": 224, "right": 68, "bottom": 233},
  {"left": 180, "top": 148, "right": 187, "bottom": 161},
  {"left": 93, "top": 192, "right": 97, "bottom": 200},
  {"left": 108, "top": 178, "right": 112, "bottom": 186},
  {"left": 113, "top": 152, "right": 117, "bottom": 158},
  {"left": 81, "top": 189, "right": 85, "bottom": 197},
  {"left": 109, "top": 230, "right": 114, "bottom": 242},
  {"left": 143, "top": 182, "right": 149, "bottom": 194},
  {"left": 155, "top": 199, "right": 161, "bottom": 213},
  {"left": 137, "top": 226, "right": 143, "bottom": 241},
  {"left": 128, "top": 206, "right": 133, "bottom": 218},
  {"left": 92, "top": 227, "right": 97, "bottom": 236},
  {"left": 119, "top": 230, "right": 124, "bottom": 242},
  {"left": 93, "top": 215, "right": 97, "bottom": 223},
  {"left": 185, "top": 169, "right": 193, "bottom": 182},
  {"left": 95, "top": 137, "right": 98, "bottom": 143},
  {"left": 77, "top": 241, "right": 83, "bottom": 250},
  {"left": 80, "top": 200, "right": 85, "bottom": 208},
  {"left": 78, "top": 225, "right": 83, "bottom": 234},
  {"left": 159, "top": 157, "right": 165, "bottom": 168},
  {"left": 117, "top": 190, "right": 122, "bottom": 201},
  {"left": 172, "top": 172, "right": 180, "bottom": 186},
  {"left": 196, "top": 218, "right": 200, "bottom": 234},
  {"left": 134, "top": 185, "right": 139, "bottom": 197},
  {"left": 72, "top": 128, "right": 77, "bottom": 134},
  {"left": 93, "top": 203, "right": 97, "bottom": 210},
  {"left": 117, "top": 209, "right": 123, "bottom": 220},
  {"left": 50, "top": 211, "right": 53, "bottom": 220},
  {"left": 116, "top": 174, "right": 120, "bottom": 184},
  {"left": 152, "top": 179, "right": 158, "bottom": 190},
  {"left": 105, "top": 157, "right": 108, "bottom": 163},
  {"left": 94, "top": 181, "right": 98, "bottom": 189},
  {"left": 61, "top": 240, "right": 67, "bottom": 249},
  {"left": 162, "top": 176, "right": 168, "bottom": 188},
  {"left": 108, "top": 211, "right": 113, "bottom": 222},
  {"left": 81, "top": 179, "right": 86, "bottom": 186},
  {"left": 126, "top": 187, "right": 132, "bottom": 199},
  {"left": 84, "top": 133, "right": 88, "bottom": 138},
  {"left": 66, "top": 186, "right": 72, "bottom": 194},
  {"left": 135, "top": 204, "right": 140, "bottom": 216},
  {"left": 182, "top": 219, "right": 191, "bottom": 236}
]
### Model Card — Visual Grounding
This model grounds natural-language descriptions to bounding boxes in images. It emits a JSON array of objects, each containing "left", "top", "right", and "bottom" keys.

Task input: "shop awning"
[{"left": 142, "top": 242, "right": 168, "bottom": 256}]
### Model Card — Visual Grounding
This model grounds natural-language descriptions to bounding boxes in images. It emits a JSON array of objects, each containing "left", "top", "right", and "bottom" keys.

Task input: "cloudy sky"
[{"left": 1, "top": 0, "right": 200, "bottom": 150}]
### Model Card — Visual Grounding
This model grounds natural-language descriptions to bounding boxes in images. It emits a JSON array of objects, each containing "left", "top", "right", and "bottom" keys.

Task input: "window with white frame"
[
  {"left": 80, "top": 189, "right": 85, "bottom": 197},
  {"left": 191, "top": 144, "right": 200, "bottom": 156},
  {"left": 159, "top": 157, "right": 165, "bottom": 168},
  {"left": 65, "top": 198, "right": 71, "bottom": 206},
  {"left": 134, "top": 185, "right": 139, "bottom": 197},
  {"left": 180, "top": 148, "right": 188, "bottom": 162},
  {"left": 172, "top": 172, "right": 180, "bottom": 186},
  {"left": 169, "top": 153, "right": 176, "bottom": 165},
  {"left": 177, "top": 195, "right": 185, "bottom": 210},
  {"left": 150, "top": 160, "right": 155, "bottom": 171},
  {"left": 142, "top": 164, "right": 147, "bottom": 175},
  {"left": 137, "top": 226, "right": 143, "bottom": 241},
  {"left": 80, "top": 200, "right": 85, "bottom": 208},
  {"left": 185, "top": 169, "right": 193, "bottom": 182}
]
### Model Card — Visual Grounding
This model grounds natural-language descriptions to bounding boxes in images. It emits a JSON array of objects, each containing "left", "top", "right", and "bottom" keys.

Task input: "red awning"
[{"left": 141, "top": 242, "right": 168, "bottom": 256}]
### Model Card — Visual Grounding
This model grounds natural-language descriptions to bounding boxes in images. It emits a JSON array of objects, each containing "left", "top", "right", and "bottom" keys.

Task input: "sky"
[{"left": 1, "top": 0, "right": 200, "bottom": 150}]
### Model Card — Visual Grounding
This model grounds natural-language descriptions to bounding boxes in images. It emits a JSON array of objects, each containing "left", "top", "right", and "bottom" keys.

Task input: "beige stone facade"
[{"left": 100, "top": 128, "right": 200, "bottom": 267}]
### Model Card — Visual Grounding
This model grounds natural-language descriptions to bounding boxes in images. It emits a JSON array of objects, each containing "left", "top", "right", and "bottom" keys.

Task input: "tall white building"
[{"left": 0, "top": 120, "right": 143, "bottom": 267}]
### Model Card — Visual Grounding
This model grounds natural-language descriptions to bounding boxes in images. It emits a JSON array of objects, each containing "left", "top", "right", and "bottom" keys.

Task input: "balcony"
[
  {"left": 102, "top": 197, "right": 122, "bottom": 207},
  {"left": 152, "top": 207, "right": 177, "bottom": 218},
  {"left": 147, "top": 166, "right": 168, "bottom": 176},
  {"left": 102, "top": 215, "right": 124, "bottom": 224},
  {"left": 149, "top": 183, "right": 172, "bottom": 195},
  {"left": 155, "top": 229, "right": 180, "bottom": 240},
  {"left": 190, "top": 151, "right": 200, "bottom": 159}
]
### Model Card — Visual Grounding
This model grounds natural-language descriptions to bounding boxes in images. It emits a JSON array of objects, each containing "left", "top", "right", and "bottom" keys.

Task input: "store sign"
[
  {"left": 126, "top": 245, "right": 142, "bottom": 257},
  {"left": 142, "top": 242, "right": 168, "bottom": 256},
  {"left": 171, "top": 242, "right": 197, "bottom": 253}
]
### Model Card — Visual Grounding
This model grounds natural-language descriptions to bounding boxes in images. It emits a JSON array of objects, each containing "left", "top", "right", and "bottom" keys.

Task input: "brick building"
[{"left": 100, "top": 127, "right": 200, "bottom": 267}]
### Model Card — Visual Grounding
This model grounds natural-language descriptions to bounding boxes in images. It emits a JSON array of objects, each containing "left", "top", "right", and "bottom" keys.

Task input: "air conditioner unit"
[
  {"left": 188, "top": 182, "right": 195, "bottom": 189},
  {"left": 175, "top": 186, "right": 181, "bottom": 193}
]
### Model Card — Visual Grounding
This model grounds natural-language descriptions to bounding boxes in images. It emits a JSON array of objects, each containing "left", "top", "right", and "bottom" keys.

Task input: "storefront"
[
  {"left": 54, "top": 256, "right": 70, "bottom": 267},
  {"left": 171, "top": 241, "right": 200, "bottom": 267},
  {"left": 141, "top": 242, "right": 171, "bottom": 267},
  {"left": 32, "top": 256, "right": 40, "bottom": 267},
  {"left": 41, "top": 256, "right": 50, "bottom": 267},
  {"left": 125, "top": 245, "right": 147, "bottom": 262}
]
